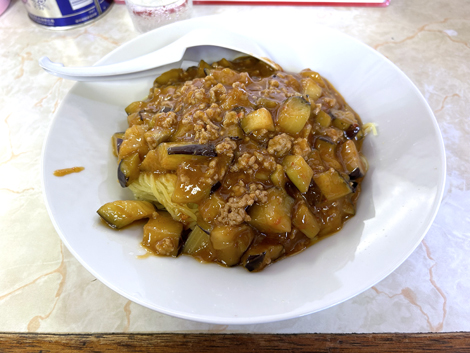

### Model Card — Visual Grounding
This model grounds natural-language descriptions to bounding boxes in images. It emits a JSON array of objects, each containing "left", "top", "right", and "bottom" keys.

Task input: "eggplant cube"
[
  {"left": 147, "top": 142, "right": 208, "bottom": 171},
  {"left": 315, "top": 137, "right": 343, "bottom": 171},
  {"left": 210, "top": 225, "right": 255, "bottom": 267},
  {"left": 182, "top": 226, "right": 212, "bottom": 255},
  {"left": 199, "top": 193, "right": 225, "bottom": 223},
  {"left": 144, "top": 128, "right": 172, "bottom": 150},
  {"left": 241, "top": 108, "right": 275, "bottom": 133},
  {"left": 97, "top": 200, "right": 155, "bottom": 229},
  {"left": 124, "top": 101, "right": 143, "bottom": 115},
  {"left": 242, "top": 244, "right": 284, "bottom": 272},
  {"left": 249, "top": 188, "right": 294, "bottom": 233},
  {"left": 339, "top": 140, "right": 366, "bottom": 179},
  {"left": 277, "top": 96, "right": 311, "bottom": 134},
  {"left": 316, "top": 110, "right": 331, "bottom": 128},
  {"left": 223, "top": 124, "right": 244, "bottom": 140},
  {"left": 167, "top": 144, "right": 217, "bottom": 157},
  {"left": 112, "top": 132, "right": 125, "bottom": 157},
  {"left": 282, "top": 155, "right": 314, "bottom": 194},
  {"left": 154, "top": 68, "right": 183, "bottom": 85},
  {"left": 301, "top": 78, "right": 323, "bottom": 101},
  {"left": 293, "top": 202, "right": 321, "bottom": 239},
  {"left": 330, "top": 109, "right": 358, "bottom": 131},
  {"left": 142, "top": 212, "right": 183, "bottom": 257},
  {"left": 270, "top": 164, "right": 288, "bottom": 188},
  {"left": 172, "top": 163, "right": 212, "bottom": 204},
  {"left": 118, "top": 153, "right": 140, "bottom": 187},
  {"left": 313, "top": 168, "right": 353, "bottom": 201},
  {"left": 300, "top": 70, "right": 325, "bottom": 85}
]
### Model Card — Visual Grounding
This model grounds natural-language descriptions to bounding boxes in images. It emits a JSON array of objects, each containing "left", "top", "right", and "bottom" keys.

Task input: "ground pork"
[
  {"left": 230, "top": 151, "right": 276, "bottom": 174},
  {"left": 203, "top": 75, "right": 218, "bottom": 89},
  {"left": 151, "top": 111, "right": 177, "bottom": 129},
  {"left": 230, "top": 152, "right": 257, "bottom": 174},
  {"left": 313, "top": 103, "right": 322, "bottom": 115},
  {"left": 188, "top": 88, "right": 207, "bottom": 105},
  {"left": 222, "top": 111, "right": 239, "bottom": 127},
  {"left": 190, "top": 108, "right": 222, "bottom": 144},
  {"left": 215, "top": 138, "right": 238, "bottom": 158},
  {"left": 292, "top": 138, "right": 312, "bottom": 159},
  {"left": 154, "top": 237, "right": 177, "bottom": 256},
  {"left": 205, "top": 103, "right": 223, "bottom": 122},
  {"left": 322, "top": 97, "right": 336, "bottom": 108},
  {"left": 203, "top": 158, "right": 229, "bottom": 185},
  {"left": 324, "top": 127, "right": 345, "bottom": 142},
  {"left": 216, "top": 183, "right": 268, "bottom": 226},
  {"left": 209, "top": 83, "right": 227, "bottom": 103},
  {"left": 267, "top": 133, "right": 294, "bottom": 157},
  {"left": 250, "top": 129, "right": 271, "bottom": 144}
]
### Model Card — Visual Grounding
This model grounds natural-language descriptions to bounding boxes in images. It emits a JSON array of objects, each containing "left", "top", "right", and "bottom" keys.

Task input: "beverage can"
[{"left": 23, "top": 0, "right": 113, "bottom": 30}]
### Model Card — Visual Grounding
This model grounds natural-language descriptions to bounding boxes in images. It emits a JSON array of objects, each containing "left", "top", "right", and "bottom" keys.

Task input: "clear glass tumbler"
[{"left": 125, "top": 0, "right": 192, "bottom": 33}]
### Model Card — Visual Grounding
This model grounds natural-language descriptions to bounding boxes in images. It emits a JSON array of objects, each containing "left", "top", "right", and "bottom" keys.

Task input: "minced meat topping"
[{"left": 112, "top": 56, "right": 368, "bottom": 272}]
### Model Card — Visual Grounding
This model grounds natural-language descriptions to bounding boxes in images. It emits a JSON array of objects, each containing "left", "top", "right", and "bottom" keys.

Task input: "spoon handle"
[
  {"left": 38, "top": 39, "right": 187, "bottom": 81},
  {"left": 38, "top": 29, "right": 275, "bottom": 81}
]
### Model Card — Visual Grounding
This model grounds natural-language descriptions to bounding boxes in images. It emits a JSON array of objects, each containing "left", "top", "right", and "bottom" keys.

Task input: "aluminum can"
[{"left": 23, "top": 0, "right": 113, "bottom": 30}]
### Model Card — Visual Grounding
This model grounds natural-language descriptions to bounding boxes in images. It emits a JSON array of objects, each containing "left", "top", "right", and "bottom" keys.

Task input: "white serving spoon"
[{"left": 38, "top": 28, "right": 280, "bottom": 81}]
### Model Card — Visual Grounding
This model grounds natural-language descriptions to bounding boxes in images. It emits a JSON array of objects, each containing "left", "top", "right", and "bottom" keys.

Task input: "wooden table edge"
[{"left": 1, "top": 332, "right": 470, "bottom": 352}]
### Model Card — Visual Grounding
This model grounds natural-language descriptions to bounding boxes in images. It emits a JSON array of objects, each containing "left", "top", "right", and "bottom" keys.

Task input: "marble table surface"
[{"left": 1, "top": 0, "right": 469, "bottom": 333}]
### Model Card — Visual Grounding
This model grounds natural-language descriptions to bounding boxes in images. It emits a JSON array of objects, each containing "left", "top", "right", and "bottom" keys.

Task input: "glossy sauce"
[
  {"left": 117, "top": 57, "right": 368, "bottom": 271},
  {"left": 53, "top": 167, "right": 84, "bottom": 177}
]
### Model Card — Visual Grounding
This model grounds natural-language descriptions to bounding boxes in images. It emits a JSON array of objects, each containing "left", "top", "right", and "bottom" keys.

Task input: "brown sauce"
[
  {"left": 108, "top": 56, "right": 368, "bottom": 272},
  {"left": 54, "top": 166, "right": 84, "bottom": 177}
]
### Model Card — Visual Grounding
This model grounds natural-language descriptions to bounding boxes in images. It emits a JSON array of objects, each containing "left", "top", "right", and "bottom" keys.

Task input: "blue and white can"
[{"left": 23, "top": 0, "right": 113, "bottom": 29}]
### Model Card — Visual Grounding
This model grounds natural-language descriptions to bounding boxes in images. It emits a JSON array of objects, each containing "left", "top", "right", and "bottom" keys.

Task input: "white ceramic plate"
[{"left": 42, "top": 11, "right": 446, "bottom": 325}]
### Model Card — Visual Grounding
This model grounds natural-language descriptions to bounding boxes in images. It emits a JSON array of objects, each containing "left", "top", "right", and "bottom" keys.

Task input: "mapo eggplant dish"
[{"left": 98, "top": 57, "right": 370, "bottom": 272}]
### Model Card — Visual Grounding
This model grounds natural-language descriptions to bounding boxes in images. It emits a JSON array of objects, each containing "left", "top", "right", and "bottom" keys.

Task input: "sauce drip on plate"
[{"left": 54, "top": 167, "right": 85, "bottom": 177}]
